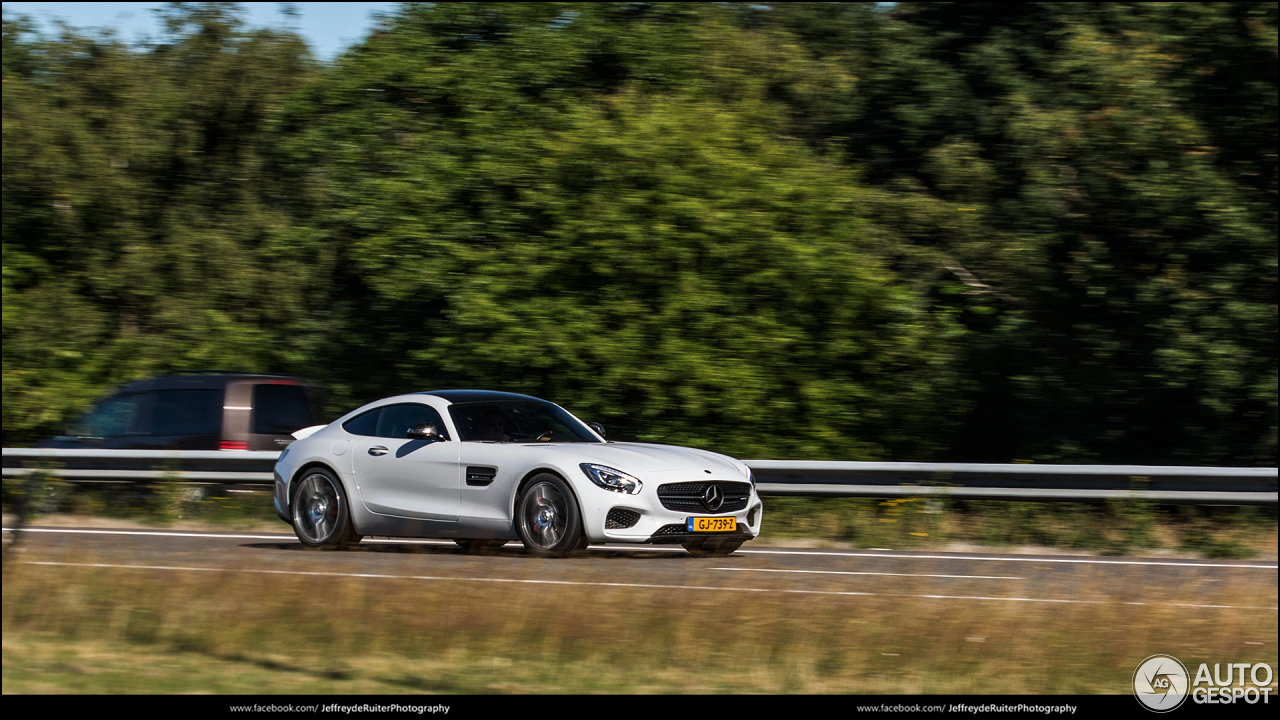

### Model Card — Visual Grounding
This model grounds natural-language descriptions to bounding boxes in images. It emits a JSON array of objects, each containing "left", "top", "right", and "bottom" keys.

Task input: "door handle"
[{"left": 368, "top": 446, "right": 388, "bottom": 456}]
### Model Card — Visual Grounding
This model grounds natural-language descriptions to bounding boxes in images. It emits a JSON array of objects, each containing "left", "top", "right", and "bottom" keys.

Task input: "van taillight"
[{"left": 220, "top": 441, "right": 249, "bottom": 451}]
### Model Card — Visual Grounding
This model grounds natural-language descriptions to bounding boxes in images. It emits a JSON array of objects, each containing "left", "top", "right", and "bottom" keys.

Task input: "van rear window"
[
  {"left": 252, "top": 384, "right": 314, "bottom": 435},
  {"left": 152, "top": 389, "right": 223, "bottom": 436}
]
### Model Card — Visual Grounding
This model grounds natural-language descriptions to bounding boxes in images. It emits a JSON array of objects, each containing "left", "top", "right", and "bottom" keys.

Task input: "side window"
[
  {"left": 376, "top": 404, "right": 449, "bottom": 440},
  {"left": 343, "top": 408, "right": 382, "bottom": 437},
  {"left": 251, "top": 384, "right": 315, "bottom": 435},
  {"left": 69, "top": 394, "right": 145, "bottom": 437},
  {"left": 151, "top": 389, "right": 223, "bottom": 436}
]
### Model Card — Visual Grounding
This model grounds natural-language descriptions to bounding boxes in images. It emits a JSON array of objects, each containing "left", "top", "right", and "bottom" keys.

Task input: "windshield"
[{"left": 448, "top": 401, "right": 600, "bottom": 443}]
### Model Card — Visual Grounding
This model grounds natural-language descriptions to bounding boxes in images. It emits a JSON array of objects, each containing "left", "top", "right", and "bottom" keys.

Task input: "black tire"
[
  {"left": 291, "top": 467, "right": 361, "bottom": 550},
  {"left": 455, "top": 539, "right": 508, "bottom": 554},
  {"left": 515, "top": 473, "right": 585, "bottom": 557},
  {"left": 682, "top": 537, "right": 744, "bottom": 557}
]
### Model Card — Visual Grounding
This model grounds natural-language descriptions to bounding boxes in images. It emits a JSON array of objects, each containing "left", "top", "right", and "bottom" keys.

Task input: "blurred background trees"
[
  {"left": 4, "top": 2, "right": 1275, "bottom": 465},
  {"left": 4, "top": 4, "right": 319, "bottom": 442}
]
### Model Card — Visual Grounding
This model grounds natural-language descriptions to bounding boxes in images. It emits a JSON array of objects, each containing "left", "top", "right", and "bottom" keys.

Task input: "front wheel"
[
  {"left": 515, "top": 474, "right": 585, "bottom": 557},
  {"left": 291, "top": 468, "right": 361, "bottom": 550}
]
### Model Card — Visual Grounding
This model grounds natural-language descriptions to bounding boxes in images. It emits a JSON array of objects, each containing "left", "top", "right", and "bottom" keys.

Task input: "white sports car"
[{"left": 273, "top": 390, "right": 762, "bottom": 557}]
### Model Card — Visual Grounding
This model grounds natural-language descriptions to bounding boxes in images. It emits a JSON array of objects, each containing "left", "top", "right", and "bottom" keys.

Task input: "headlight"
[
  {"left": 580, "top": 463, "right": 642, "bottom": 495},
  {"left": 278, "top": 446, "right": 291, "bottom": 464},
  {"left": 747, "top": 467, "right": 755, "bottom": 490}
]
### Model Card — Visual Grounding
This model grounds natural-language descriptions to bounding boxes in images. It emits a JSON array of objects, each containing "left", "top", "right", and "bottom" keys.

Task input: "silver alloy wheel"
[
  {"left": 293, "top": 472, "right": 341, "bottom": 544},
  {"left": 519, "top": 481, "right": 568, "bottom": 551}
]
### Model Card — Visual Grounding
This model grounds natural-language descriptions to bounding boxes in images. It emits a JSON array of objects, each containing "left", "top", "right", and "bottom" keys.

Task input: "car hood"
[{"left": 549, "top": 442, "right": 744, "bottom": 477}]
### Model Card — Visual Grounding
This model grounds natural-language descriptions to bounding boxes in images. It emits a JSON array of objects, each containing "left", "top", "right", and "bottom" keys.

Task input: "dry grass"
[
  {"left": 3, "top": 549, "right": 1276, "bottom": 694},
  {"left": 760, "top": 497, "right": 1279, "bottom": 558}
]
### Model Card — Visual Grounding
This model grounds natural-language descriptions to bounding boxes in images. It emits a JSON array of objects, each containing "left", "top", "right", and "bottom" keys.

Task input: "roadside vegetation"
[{"left": 760, "top": 496, "right": 1278, "bottom": 559}]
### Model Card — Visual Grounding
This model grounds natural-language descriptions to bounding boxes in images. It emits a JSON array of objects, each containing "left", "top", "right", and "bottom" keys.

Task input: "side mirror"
[
  {"left": 407, "top": 423, "right": 445, "bottom": 441},
  {"left": 588, "top": 422, "right": 606, "bottom": 439}
]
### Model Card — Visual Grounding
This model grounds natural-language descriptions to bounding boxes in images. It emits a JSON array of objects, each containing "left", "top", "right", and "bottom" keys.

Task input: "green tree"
[
  {"left": 279, "top": 3, "right": 967, "bottom": 459},
  {"left": 746, "top": 2, "right": 1277, "bottom": 464}
]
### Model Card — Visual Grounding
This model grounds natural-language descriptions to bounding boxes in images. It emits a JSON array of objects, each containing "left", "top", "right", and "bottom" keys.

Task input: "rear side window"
[
  {"left": 376, "top": 404, "right": 448, "bottom": 440},
  {"left": 342, "top": 408, "right": 382, "bottom": 436},
  {"left": 252, "top": 384, "right": 315, "bottom": 435},
  {"left": 69, "top": 394, "right": 146, "bottom": 437},
  {"left": 152, "top": 389, "right": 223, "bottom": 436}
]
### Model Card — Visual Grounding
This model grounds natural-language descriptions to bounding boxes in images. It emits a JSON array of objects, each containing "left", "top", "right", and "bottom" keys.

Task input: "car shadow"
[
  {"left": 239, "top": 541, "right": 735, "bottom": 559},
  {"left": 242, "top": 541, "right": 461, "bottom": 555},
  {"left": 394, "top": 439, "right": 436, "bottom": 458}
]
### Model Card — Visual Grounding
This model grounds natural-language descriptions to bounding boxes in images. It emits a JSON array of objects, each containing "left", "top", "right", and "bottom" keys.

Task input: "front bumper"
[
  {"left": 589, "top": 478, "right": 763, "bottom": 544},
  {"left": 645, "top": 521, "right": 759, "bottom": 545}
]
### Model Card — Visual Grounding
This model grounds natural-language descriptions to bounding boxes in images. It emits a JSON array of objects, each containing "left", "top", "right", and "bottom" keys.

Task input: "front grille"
[
  {"left": 605, "top": 507, "right": 641, "bottom": 529},
  {"left": 657, "top": 481, "right": 751, "bottom": 513}
]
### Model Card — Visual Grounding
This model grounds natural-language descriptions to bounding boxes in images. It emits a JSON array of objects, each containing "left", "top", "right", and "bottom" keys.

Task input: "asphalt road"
[{"left": 7, "top": 525, "right": 1277, "bottom": 611}]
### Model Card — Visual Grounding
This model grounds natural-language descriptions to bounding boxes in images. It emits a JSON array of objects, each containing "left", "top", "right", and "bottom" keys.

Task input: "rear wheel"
[
  {"left": 291, "top": 468, "right": 361, "bottom": 550},
  {"left": 515, "top": 474, "right": 585, "bottom": 557}
]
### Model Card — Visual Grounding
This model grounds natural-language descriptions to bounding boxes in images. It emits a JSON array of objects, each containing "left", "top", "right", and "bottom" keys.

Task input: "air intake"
[{"left": 605, "top": 508, "right": 641, "bottom": 529}]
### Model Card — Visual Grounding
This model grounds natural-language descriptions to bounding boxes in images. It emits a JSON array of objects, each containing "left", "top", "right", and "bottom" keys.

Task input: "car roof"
[
  {"left": 415, "top": 390, "right": 546, "bottom": 404},
  {"left": 114, "top": 372, "right": 311, "bottom": 393}
]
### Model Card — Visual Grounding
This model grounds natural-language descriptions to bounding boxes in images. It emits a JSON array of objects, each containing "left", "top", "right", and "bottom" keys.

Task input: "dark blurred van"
[{"left": 38, "top": 371, "right": 326, "bottom": 451}]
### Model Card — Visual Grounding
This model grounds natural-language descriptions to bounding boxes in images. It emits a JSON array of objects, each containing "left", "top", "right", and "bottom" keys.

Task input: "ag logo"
[{"left": 1134, "top": 654, "right": 1190, "bottom": 712}]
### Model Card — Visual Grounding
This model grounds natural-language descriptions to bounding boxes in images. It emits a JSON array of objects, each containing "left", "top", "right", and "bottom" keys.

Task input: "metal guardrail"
[
  {"left": 3, "top": 448, "right": 1276, "bottom": 505},
  {"left": 2, "top": 448, "right": 279, "bottom": 484},
  {"left": 747, "top": 460, "right": 1278, "bottom": 505}
]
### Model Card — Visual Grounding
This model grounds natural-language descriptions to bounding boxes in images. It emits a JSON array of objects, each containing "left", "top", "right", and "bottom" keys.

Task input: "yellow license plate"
[{"left": 687, "top": 516, "right": 736, "bottom": 532}]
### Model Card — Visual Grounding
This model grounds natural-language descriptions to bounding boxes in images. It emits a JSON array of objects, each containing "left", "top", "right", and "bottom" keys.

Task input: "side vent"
[
  {"left": 605, "top": 507, "right": 641, "bottom": 529},
  {"left": 466, "top": 466, "right": 497, "bottom": 486}
]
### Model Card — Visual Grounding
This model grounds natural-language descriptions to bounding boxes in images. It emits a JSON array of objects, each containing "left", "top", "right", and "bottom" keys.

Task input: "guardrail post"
[
  {"left": 4, "top": 470, "right": 31, "bottom": 554},
  {"left": 155, "top": 464, "right": 193, "bottom": 524}
]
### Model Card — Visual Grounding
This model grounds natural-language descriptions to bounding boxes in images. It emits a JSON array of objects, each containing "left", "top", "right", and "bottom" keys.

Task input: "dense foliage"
[{"left": 4, "top": 3, "right": 1275, "bottom": 464}]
